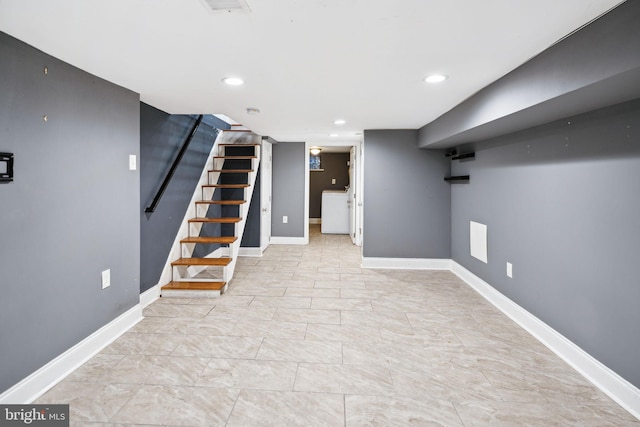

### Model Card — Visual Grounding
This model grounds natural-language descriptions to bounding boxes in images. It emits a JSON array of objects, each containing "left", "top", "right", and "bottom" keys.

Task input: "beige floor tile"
[
  {"left": 294, "top": 363, "right": 394, "bottom": 395},
  {"left": 345, "top": 394, "right": 464, "bottom": 426},
  {"left": 249, "top": 296, "right": 312, "bottom": 309},
  {"left": 305, "top": 323, "right": 381, "bottom": 343},
  {"left": 196, "top": 358, "right": 297, "bottom": 391},
  {"left": 142, "top": 303, "right": 213, "bottom": 318},
  {"left": 272, "top": 307, "right": 341, "bottom": 324},
  {"left": 256, "top": 338, "right": 342, "bottom": 363},
  {"left": 284, "top": 287, "right": 341, "bottom": 298},
  {"left": 172, "top": 335, "right": 262, "bottom": 359},
  {"left": 101, "top": 333, "right": 184, "bottom": 356},
  {"left": 64, "top": 353, "right": 125, "bottom": 382},
  {"left": 226, "top": 390, "right": 344, "bottom": 427},
  {"left": 229, "top": 319, "right": 307, "bottom": 340},
  {"left": 111, "top": 385, "right": 238, "bottom": 426},
  {"left": 314, "top": 280, "right": 366, "bottom": 289},
  {"left": 311, "top": 297, "right": 372, "bottom": 311},
  {"left": 36, "top": 381, "right": 139, "bottom": 423}
]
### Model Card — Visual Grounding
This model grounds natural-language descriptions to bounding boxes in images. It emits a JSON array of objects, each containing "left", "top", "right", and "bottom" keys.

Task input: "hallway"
[{"left": 36, "top": 226, "right": 637, "bottom": 425}]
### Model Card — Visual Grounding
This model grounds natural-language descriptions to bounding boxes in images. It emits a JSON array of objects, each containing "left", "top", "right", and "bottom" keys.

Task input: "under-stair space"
[{"left": 161, "top": 128, "right": 260, "bottom": 298}]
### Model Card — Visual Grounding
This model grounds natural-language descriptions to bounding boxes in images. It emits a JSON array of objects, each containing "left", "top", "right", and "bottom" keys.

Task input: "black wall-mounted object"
[
  {"left": 451, "top": 152, "right": 475, "bottom": 161},
  {"left": 444, "top": 175, "right": 470, "bottom": 183},
  {"left": 0, "top": 152, "right": 14, "bottom": 183}
]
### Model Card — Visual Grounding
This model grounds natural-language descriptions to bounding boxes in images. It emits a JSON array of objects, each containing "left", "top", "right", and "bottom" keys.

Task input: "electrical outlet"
[
  {"left": 506, "top": 262, "right": 513, "bottom": 278},
  {"left": 283, "top": 216, "right": 288, "bottom": 224},
  {"left": 101, "top": 269, "right": 111, "bottom": 289},
  {"left": 332, "top": 178, "right": 336, "bottom": 184}
]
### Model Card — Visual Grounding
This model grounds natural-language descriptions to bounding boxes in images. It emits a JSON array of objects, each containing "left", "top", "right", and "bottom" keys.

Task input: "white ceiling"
[{"left": 0, "top": 0, "right": 624, "bottom": 144}]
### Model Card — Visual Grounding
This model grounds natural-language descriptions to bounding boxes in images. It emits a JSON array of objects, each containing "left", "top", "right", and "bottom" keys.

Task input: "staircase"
[{"left": 161, "top": 126, "right": 261, "bottom": 298}]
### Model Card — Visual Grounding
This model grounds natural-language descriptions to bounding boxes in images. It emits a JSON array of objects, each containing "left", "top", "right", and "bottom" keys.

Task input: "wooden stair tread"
[
  {"left": 209, "top": 169, "right": 254, "bottom": 173},
  {"left": 181, "top": 236, "right": 237, "bottom": 244},
  {"left": 162, "top": 281, "right": 226, "bottom": 291},
  {"left": 171, "top": 257, "right": 232, "bottom": 266},
  {"left": 195, "top": 200, "right": 246, "bottom": 205},
  {"left": 189, "top": 217, "right": 241, "bottom": 223},
  {"left": 202, "top": 184, "right": 250, "bottom": 188}
]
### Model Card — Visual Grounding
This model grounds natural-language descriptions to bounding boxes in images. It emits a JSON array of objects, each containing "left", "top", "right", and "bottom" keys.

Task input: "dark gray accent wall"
[
  {"left": 419, "top": 0, "right": 640, "bottom": 149},
  {"left": 0, "top": 32, "right": 140, "bottom": 393},
  {"left": 240, "top": 165, "right": 261, "bottom": 247},
  {"left": 139, "top": 106, "right": 225, "bottom": 292},
  {"left": 271, "top": 142, "right": 306, "bottom": 238},
  {"left": 309, "top": 153, "right": 350, "bottom": 218},
  {"left": 363, "top": 130, "right": 451, "bottom": 258},
  {"left": 451, "top": 99, "right": 640, "bottom": 388}
]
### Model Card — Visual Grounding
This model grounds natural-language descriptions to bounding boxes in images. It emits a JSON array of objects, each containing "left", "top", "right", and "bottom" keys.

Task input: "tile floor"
[{"left": 37, "top": 226, "right": 638, "bottom": 426}]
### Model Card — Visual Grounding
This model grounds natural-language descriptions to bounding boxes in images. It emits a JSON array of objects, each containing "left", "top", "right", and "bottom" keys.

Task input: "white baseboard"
[
  {"left": 362, "top": 257, "right": 452, "bottom": 270},
  {"left": 140, "top": 285, "right": 160, "bottom": 308},
  {"left": 238, "top": 247, "right": 263, "bottom": 257},
  {"left": 270, "top": 236, "right": 308, "bottom": 245},
  {"left": 0, "top": 304, "right": 142, "bottom": 404},
  {"left": 309, "top": 218, "right": 321, "bottom": 224},
  {"left": 450, "top": 261, "right": 640, "bottom": 420}
]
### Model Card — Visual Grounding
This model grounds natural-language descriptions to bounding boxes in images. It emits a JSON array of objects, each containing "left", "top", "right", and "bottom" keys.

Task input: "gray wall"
[
  {"left": 419, "top": 0, "right": 640, "bottom": 149},
  {"left": 240, "top": 164, "right": 261, "bottom": 248},
  {"left": 363, "top": 130, "right": 451, "bottom": 258},
  {"left": 451, "top": 99, "right": 640, "bottom": 388},
  {"left": 0, "top": 32, "right": 140, "bottom": 393},
  {"left": 309, "top": 153, "right": 350, "bottom": 218},
  {"left": 271, "top": 142, "right": 306, "bottom": 238},
  {"left": 140, "top": 106, "right": 226, "bottom": 292}
]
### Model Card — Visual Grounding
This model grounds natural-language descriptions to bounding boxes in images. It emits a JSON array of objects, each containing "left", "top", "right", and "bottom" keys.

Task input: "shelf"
[
  {"left": 451, "top": 152, "right": 475, "bottom": 161},
  {"left": 444, "top": 175, "right": 470, "bottom": 183}
]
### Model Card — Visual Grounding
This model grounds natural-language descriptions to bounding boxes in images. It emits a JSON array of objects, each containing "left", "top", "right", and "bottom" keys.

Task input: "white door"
[{"left": 260, "top": 141, "right": 272, "bottom": 252}]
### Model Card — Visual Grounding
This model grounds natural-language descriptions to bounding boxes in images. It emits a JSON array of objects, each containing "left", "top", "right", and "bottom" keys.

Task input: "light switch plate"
[
  {"left": 101, "top": 269, "right": 111, "bottom": 289},
  {"left": 283, "top": 216, "right": 288, "bottom": 224},
  {"left": 129, "top": 155, "right": 137, "bottom": 170},
  {"left": 506, "top": 262, "right": 513, "bottom": 278}
]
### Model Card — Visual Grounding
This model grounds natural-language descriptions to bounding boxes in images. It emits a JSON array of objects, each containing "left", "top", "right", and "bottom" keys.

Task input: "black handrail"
[{"left": 145, "top": 114, "right": 204, "bottom": 213}]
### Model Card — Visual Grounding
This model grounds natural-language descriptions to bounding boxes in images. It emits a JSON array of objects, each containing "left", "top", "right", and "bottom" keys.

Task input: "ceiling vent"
[{"left": 200, "top": 0, "right": 252, "bottom": 13}]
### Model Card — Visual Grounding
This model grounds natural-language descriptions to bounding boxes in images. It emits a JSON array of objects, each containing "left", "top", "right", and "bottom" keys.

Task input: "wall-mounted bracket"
[
  {"left": 451, "top": 152, "right": 475, "bottom": 161},
  {"left": 0, "top": 152, "right": 14, "bottom": 183},
  {"left": 444, "top": 175, "right": 470, "bottom": 183}
]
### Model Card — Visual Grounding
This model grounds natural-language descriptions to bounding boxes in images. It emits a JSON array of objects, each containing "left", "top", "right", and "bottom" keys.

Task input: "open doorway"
[{"left": 304, "top": 140, "right": 363, "bottom": 246}]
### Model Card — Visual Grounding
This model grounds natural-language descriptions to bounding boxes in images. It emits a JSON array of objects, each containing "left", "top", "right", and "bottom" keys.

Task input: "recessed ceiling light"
[
  {"left": 424, "top": 74, "right": 448, "bottom": 84},
  {"left": 333, "top": 119, "right": 346, "bottom": 125},
  {"left": 222, "top": 77, "right": 244, "bottom": 86},
  {"left": 329, "top": 133, "right": 338, "bottom": 137}
]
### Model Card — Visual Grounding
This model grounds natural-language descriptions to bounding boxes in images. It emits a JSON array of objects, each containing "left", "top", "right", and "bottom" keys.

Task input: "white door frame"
[
  {"left": 260, "top": 141, "right": 273, "bottom": 253},
  {"left": 304, "top": 139, "right": 363, "bottom": 246}
]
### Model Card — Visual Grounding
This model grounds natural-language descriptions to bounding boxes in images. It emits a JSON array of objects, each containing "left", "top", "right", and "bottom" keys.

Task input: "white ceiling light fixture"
[
  {"left": 424, "top": 74, "right": 448, "bottom": 84},
  {"left": 310, "top": 147, "right": 322, "bottom": 155},
  {"left": 329, "top": 133, "right": 338, "bottom": 137},
  {"left": 200, "top": 0, "right": 252, "bottom": 14},
  {"left": 222, "top": 77, "right": 244, "bottom": 86},
  {"left": 333, "top": 119, "right": 346, "bottom": 125}
]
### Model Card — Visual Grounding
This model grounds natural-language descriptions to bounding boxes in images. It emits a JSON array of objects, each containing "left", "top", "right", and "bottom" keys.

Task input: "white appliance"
[{"left": 321, "top": 190, "right": 349, "bottom": 234}]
